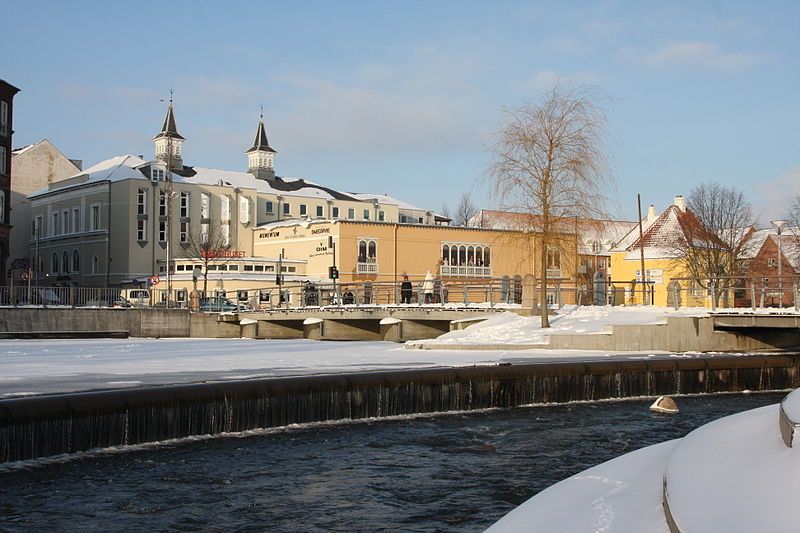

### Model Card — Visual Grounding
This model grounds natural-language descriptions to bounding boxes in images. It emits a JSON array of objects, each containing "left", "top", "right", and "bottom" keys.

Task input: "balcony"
[
  {"left": 357, "top": 262, "right": 378, "bottom": 275},
  {"left": 440, "top": 265, "right": 492, "bottom": 277},
  {"left": 546, "top": 269, "right": 563, "bottom": 279}
]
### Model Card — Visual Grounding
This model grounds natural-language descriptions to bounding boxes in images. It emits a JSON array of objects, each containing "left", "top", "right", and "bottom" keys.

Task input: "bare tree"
[
  {"left": 453, "top": 192, "right": 477, "bottom": 226},
  {"left": 672, "top": 182, "right": 755, "bottom": 305},
  {"left": 440, "top": 202, "right": 451, "bottom": 221},
  {"left": 182, "top": 224, "right": 233, "bottom": 295},
  {"left": 488, "top": 86, "right": 613, "bottom": 327}
]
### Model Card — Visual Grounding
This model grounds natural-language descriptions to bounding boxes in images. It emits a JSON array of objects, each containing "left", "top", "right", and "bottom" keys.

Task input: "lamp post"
[{"left": 771, "top": 219, "right": 786, "bottom": 308}]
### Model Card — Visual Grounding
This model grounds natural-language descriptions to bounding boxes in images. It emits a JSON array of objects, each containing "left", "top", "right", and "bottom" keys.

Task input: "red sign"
[
  {"left": 200, "top": 250, "right": 246, "bottom": 259},
  {"left": 149, "top": 275, "right": 160, "bottom": 286}
]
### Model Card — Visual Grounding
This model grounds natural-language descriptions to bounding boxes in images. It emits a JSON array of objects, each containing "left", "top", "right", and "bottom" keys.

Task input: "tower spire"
[
  {"left": 246, "top": 108, "right": 277, "bottom": 181},
  {"left": 153, "top": 94, "right": 185, "bottom": 168}
]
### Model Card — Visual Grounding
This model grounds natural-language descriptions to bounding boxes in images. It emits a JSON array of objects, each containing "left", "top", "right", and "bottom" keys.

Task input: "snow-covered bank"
[{"left": 410, "top": 306, "right": 709, "bottom": 347}]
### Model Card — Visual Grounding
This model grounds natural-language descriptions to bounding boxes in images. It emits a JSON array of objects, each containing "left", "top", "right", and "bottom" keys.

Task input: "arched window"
[
  {"left": 591, "top": 240, "right": 601, "bottom": 254},
  {"left": 62, "top": 251, "right": 69, "bottom": 273},
  {"left": 484, "top": 248, "right": 491, "bottom": 267},
  {"left": 459, "top": 246, "right": 466, "bottom": 266},
  {"left": 442, "top": 245, "right": 449, "bottom": 264},
  {"left": 92, "top": 255, "right": 99, "bottom": 274},
  {"left": 72, "top": 250, "right": 80, "bottom": 273},
  {"left": 51, "top": 252, "right": 59, "bottom": 274},
  {"left": 475, "top": 246, "right": 482, "bottom": 266},
  {"left": 358, "top": 240, "right": 367, "bottom": 262},
  {"left": 450, "top": 246, "right": 457, "bottom": 266},
  {"left": 467, "top": 246, "right": 475, "bottom": 266},
  {"left": 367, "top": 241, "right": 376, "bottom": 260}
]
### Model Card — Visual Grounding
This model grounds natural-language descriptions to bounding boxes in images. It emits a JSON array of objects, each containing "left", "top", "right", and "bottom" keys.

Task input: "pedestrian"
[
  {"left": 401, "top": 275, "right": 413, "bottom": 304},
  {"left": 423, "top": 270, "right": 434, "bottom": 304}
]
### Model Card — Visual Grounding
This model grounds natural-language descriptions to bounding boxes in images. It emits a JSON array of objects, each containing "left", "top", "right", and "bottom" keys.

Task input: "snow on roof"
[
  {"left": 29, "top": 154, "right": 148, "bottom": 197},
  {"left": 349, "top": 192, "right": 427, "bottom": 212},
  {"left": 612, "top": 205, "right": 721, "bottom": 259},
  {"left": 11, "top": 143, "right": 37, "bottom": 156},
  {"left": 472, "top": 210, "right": 635, "bottom": 246}
]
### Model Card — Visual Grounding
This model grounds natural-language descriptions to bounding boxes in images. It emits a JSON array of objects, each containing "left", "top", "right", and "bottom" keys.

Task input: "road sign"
[{"left": 149, "top": 274, "right": 160, "bottom": 286}]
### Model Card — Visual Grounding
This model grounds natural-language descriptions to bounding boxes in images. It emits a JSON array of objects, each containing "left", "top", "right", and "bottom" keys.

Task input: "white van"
[{"left": 120, "top": 288, "right": 151, "bottom": 307}]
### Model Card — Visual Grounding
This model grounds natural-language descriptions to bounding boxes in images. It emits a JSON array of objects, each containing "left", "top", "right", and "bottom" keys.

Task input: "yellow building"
[
  {"left": 610, "top": 196, "right": 709, "bottom": 307},
  {"left": 252, "top": 219, "right": 579, "bottom": 306}
]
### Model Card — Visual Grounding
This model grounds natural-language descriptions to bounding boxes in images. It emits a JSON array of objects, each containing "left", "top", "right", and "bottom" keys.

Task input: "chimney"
[
  {"left": 647, "top": 204, "right": 657, "bottom": 221},
  {"left": 673, "top": 195, "right": 686, "bottom": 212}
]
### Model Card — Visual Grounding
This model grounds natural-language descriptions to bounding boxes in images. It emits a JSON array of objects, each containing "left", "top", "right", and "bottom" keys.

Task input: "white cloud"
[
  {"left": 756, "top": 166, "right": 800, "bottom": 222},
  {"left": 267, "top": 49, "right": 492, "bottom": 155},
  {"left": 643, "top": 41, "right": 762, "bottom": 72}
]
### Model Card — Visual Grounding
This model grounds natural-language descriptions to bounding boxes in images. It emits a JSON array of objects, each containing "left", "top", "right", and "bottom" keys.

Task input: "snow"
[
  {"left": 487, "top": 440, "right": 676, "bottom": 532},
  {"left": 0, "top": 337, "right": 700, "bottom": 397},
  {"left": 664, "top": 403, "right": 800, "bottom": 532},
  {"left": 781, "top": 388, "right": 800, "bottom": 422},
  {"left": 411, "top": 306, "right": 709, "bottom": 346}
]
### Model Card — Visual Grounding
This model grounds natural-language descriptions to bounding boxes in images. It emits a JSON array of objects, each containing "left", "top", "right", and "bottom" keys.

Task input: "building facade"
[
  {"left": 0, "top": 79, "right": 21, "bottom": 284},
  {"left": 8, "top": 140, "right": 81, "bottom": 276},
  {"left": 27, "top": 104, "right": 442, "bottom": 288}
]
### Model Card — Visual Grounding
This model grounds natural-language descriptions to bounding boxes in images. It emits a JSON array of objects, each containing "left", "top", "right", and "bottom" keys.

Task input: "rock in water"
[{"left": 650, "top": 395, "right": 679, "bottom": 414}]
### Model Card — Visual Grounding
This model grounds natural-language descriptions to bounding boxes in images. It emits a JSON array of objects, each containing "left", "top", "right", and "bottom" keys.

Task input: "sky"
[{"left": 3, "top": 0, "right": 799, "bottom": 222}]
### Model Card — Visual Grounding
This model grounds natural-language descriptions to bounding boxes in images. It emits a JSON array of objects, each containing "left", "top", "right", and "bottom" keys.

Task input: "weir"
[{"left": 1, "top": 356, "right": 798, "bottom": 463}]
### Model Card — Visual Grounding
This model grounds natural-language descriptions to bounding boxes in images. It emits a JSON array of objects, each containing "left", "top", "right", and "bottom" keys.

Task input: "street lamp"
[{"left": 771, "top": 220, "right": 787, "bottom": 308}]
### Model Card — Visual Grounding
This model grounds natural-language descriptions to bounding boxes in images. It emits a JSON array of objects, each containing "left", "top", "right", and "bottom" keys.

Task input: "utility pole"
[
  {"left": 637, "top": 194, "right": 647, "bottom": 305},
  {"left": 277, "top": 248, "right": 284, "bottom": 308},
  {"left": 330, "top": 236, "right": 338, "bottom": 305}
]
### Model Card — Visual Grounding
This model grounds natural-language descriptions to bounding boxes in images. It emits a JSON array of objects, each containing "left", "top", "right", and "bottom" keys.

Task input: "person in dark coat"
[{"left": 400, "top": 275, "right": 413, "bottom": 304}]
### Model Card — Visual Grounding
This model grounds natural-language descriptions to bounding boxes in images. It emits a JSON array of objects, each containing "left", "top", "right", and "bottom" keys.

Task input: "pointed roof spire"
[
  {"left": 246, "top": 109, "right": 276, "bottom": 154},
  {"left": 154, "top": 90, "right": 185, "bottom": 140}
]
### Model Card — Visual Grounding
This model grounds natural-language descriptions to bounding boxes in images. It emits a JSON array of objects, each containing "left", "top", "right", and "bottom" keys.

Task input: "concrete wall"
[{"left": 0, "top": 308, "right": 190, "bottom": 337}]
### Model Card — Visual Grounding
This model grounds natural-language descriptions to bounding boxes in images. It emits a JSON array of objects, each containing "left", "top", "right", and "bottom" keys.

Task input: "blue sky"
[{"left": 4, "top": 0, "right": 799, "bottom": 222}]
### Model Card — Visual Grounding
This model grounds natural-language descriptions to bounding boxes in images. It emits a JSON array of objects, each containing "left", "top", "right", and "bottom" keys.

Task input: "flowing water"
[{"left": 0, "top": 393, "right": 783, "bottom": 532}]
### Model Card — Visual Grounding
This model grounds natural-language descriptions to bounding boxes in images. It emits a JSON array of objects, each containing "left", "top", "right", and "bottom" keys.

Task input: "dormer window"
[{"left": 151, "top": 168, "right": 165, "bottom": 181}]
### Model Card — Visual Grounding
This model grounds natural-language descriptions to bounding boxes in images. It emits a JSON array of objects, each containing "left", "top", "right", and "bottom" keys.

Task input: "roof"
[
  {"left": 471, "top": 209, "right": 634, "bottom": 245},
  {"left": 245, "top": 120, "right": 276, "bottom": 154},
  {"left": 153, "top": 104, "right": 185, "bottom": 140},
  {"left": 740, "top": 227, "right": 800, "bottom": 271},
  {"left": 349, "top": 193, "right": 428, "bottom": 212},
  {"left": 612, "top": 204, "right": 724, "bottom": 260},
  {"left": 0, "top": 79, "right": 21, "bottom": 93}
]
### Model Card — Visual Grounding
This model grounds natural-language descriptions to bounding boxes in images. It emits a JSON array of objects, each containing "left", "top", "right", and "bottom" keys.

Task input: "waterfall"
[{"left": 2, "top": 356, "right": 799, "bottom": 463}]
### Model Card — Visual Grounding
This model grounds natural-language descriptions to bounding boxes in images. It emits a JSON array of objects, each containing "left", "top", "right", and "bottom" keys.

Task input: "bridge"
[{"left": 222, "top": 307, "right": 504, "bottom": 342}]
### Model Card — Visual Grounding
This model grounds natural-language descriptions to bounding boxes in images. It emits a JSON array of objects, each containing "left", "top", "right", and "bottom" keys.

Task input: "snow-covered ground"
[
  {"left": 0, "top": 336, "right": 713, "bottom": 397},
  {"left": 410, "top": 305, "right": 709, "bottom": 346}
]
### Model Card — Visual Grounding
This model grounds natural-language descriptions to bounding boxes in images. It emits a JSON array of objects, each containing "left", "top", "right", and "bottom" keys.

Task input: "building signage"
[
  {"left": 201, "top": 250, "right": 246, "bottom": 258},
  {"left": 311, "top": 228, "right": 330, "bottom": 235},
  {"left": 259, "top": 231, "right": 280, "bottom": 239}
]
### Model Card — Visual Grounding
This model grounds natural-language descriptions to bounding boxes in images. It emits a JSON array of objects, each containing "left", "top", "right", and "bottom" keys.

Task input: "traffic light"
[{"left": 328, "top": 266, "right": 339, "bottom": 280}]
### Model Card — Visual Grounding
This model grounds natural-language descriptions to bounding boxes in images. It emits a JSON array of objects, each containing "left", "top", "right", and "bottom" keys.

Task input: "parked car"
[
  {"left": 199, "top": 296, "right": 239, "bottom": 312},
  {"left": 120, "top": 288, "right": 151, "bottom": 307}
]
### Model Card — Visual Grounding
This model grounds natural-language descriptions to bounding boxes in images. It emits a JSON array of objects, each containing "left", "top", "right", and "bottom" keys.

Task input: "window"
[
  {"left": 316, "top": 205, "right": 323, "bottom": 218},
  {"left": 547, "top": 248, "right": 561, "bottom": 269},
  {"left": 283, "top": 202, "right": 290, "bottom": 216},
  {"left": 137, "top": 189, "right": 147, "bottom": 215},
  {"left": 137, "top": 219, "right": 147, "bottom": 241},
  {"left": 180, "top": 221, "right": 189, "bottom": 243},
  {"left": 221, "top": 195, "right": 231, "bottom": 221},
  {"left": 0, "top": 190, "right": 4, "bottom": 223},
  {"left": 598, "top": 259, "right": 606, "bottom": 269},
  {"left": 400, "top": 215, "right": 408, "bottom": 223},
  {"left": 221, "top": 224, "right": 230, "bottom": 246},
  {"left": 768, "top": 257, "right": 777, "bottom": 267},
  {"left": 159, "top": 191, "right": 167, "bottom": 216},
  {"left": 378, "top": 211, "right": 385, "bottom": 222},
  {"left": 62, "top": 209, "right": 70, "bottom": 234},
  {"left": 34, "top": 215, "right": 43, "bottom": 237},
  {"left": 201, "top": 222, "right": 210, "bottom": 243},
  {"left": 62, "top": 251, "right": 69, "bottom": 273},
  {"left": 151, "top": 168, "right": 165, "bottom": 181},
  {"left": 299, "top": 204, "right": 307, "bottom": 216},
  {"left": 0, "top": 147, "right": 6, "bottom": 175},
  {"left": 239, "top": 196, "right": 250, "bottom": 224},
  {"left": 201, "top": 193, "right": 210, "bottom": 219},
  {"left": 159, "top": 221, "right": 166, "bottom": 242},
  {"left": 52, "top": 211, "right": 60, "bottom": 236},
  {"left": 418, "top": 217, "right": 423, "bottom": 224},
  {"left": 73, "top": 208, "right": 80, "bottom": 233},
  {"left": 177, "top": 264, "right": 186, "bottom": 271},
  {"left": 254, "top": 265, "right": 264, "bottom": 271},
  {"left": 91, "top": 204, "right": 100, "bottom": 231},
  {"left": 590, "top": 240, "right": 601, "bottom": 254},
  {"left": 180, "top": 192, "right": 190, "bottom": 217},
  {"left": 348, "top": 208, "right": 354, "bottom": 219},
  {"left": 51, "top": 252, "right": 59, "bottom": 274},
  {"left": 265, "top": 200, "right": 274, "bottom": 214},
  {"left": 332, "top": 207, "right": 339, "bottom": 218},
  {"left": 72, "top": 250, "right": 80, "bottom": 272},
  {"left": 92, "top": 255, "right": 99, "bottom": 274},
  {"left": 0, "top": 100, "right": 7, "bottom": 137},
  {"left": 229, "top": 264, "right": 239, "bottom": 271},
  {"left": 244, "top": 265, "right": 254, "bottom": 271},
  {"left": 363, "top": 209, "right": 370, "bottom": 220}
]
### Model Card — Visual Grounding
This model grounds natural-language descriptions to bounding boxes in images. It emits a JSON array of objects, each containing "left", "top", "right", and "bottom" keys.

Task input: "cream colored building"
[
  {"left": 9, "top": 140, "right": 81, "bottom": 273},
  {"left": 26, "top": 104, "right": 442, "bottom": 288}
]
